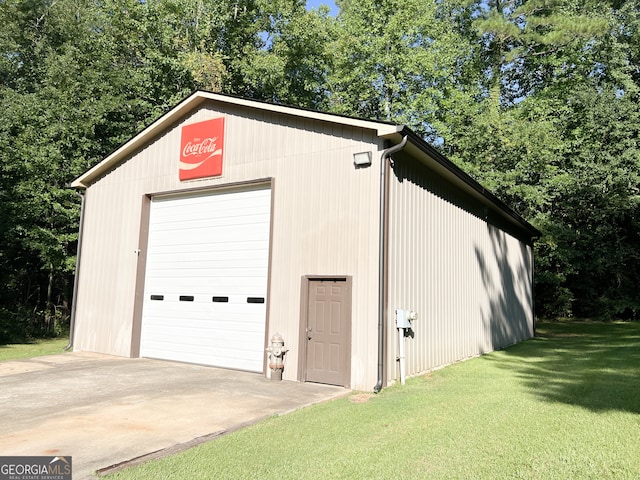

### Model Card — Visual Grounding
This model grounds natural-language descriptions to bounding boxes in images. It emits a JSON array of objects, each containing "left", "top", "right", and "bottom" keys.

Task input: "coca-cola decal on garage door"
[{"left": 179, "top": 117, "right": 225, "bottom": 181}]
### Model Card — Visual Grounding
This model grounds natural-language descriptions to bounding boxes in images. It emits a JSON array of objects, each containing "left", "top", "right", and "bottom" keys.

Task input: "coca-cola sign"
[{"left": 179, "top": 117, "right": 225, "bottom": 180}]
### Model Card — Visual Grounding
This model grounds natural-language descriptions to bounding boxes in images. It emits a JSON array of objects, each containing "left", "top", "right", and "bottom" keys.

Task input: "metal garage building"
[{"left": 70, "top": 91, "right": 538, "bottom": 391}]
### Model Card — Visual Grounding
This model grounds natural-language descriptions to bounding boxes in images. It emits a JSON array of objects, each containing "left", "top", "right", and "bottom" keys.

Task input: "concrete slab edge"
[
  {"left": 92, "top": 388, "right": 350, "bottom": 479},
  {"left": 92, "top": 415, "right": 269, "bottom": 479}
]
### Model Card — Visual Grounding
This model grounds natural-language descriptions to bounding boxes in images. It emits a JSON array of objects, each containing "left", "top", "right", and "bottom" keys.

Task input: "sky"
[{"left": 305, "top": 0, "right": 339, "bottom": 16}]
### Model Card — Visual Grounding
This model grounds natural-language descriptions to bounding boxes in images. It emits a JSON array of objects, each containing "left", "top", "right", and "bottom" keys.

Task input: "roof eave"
[
  {"left": 400, "top": 128, "right": 540, "bottom": 240},
  {"left": 71, "top": 92, "right": 208, "bottom": 188}
]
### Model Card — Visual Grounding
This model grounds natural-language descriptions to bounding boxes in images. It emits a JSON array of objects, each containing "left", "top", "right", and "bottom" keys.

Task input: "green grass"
[
  {"left": 0, "top": 337, "right": 69, "bottom": 361},
  {"left": 106, "top": 322, "right": 640, "bottom": 479}
]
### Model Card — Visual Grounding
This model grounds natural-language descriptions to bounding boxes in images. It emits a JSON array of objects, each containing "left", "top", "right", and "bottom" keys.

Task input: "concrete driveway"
[{"left": 0, "top": 352, "right": 347, "bottom": 479}]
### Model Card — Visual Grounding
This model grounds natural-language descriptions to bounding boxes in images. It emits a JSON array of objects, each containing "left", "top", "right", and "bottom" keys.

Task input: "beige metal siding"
[
  {"left": 387, "top": 155, "right": 533, "bottom": 383},
  {"left": 73, "top": 101, "right": 383, "bottom": 390}
]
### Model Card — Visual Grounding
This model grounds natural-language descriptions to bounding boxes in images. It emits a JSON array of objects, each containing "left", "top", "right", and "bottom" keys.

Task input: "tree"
[
  {"left": 1, "top": 0, "right": 638, "bottom": 341},
  {"left": 240, "top": 0, "right": 334, "bottom": 108},
  {"left": 0, "top": 0, "right": 195, "bottom": 340},
  {"left": 327, "top": 0, "right": 473, "bottom": 138},
  {"left": 0, "top": 0, "right": 335, "bottom": 340},
  {"left": 437, "top": 0, "right": 640, "bottom": 318},
  {"left": 328, "top": 0, "right": 640, "bottom": 318}
]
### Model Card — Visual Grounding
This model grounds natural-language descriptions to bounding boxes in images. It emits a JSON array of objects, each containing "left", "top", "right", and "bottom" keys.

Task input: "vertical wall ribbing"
[{"left": 387, "top": 156, "right": 534, "bottom": 383}]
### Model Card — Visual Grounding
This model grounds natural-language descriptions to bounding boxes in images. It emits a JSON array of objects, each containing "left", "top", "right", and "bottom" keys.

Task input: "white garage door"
[{"left": 140, "top": 187, "right": 271, "bottom": 372}]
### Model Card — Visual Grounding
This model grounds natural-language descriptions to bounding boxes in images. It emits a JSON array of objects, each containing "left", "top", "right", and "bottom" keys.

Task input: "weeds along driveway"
[{"left": 0, "top": 352, "right": 346, "bottom": 480}]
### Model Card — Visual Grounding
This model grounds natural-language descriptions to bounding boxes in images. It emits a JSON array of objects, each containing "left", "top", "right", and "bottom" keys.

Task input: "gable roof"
[
  {"left": 70, "top": 90, "right": 539, "bottom": 240},
  {"left": 70, "top": 91, "right": 403, "bottom": 189}
]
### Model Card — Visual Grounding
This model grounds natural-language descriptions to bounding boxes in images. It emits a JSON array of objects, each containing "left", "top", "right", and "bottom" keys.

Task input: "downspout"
[
  {"left": 65, "top": 189, "right": 86, "bottom": 351},
  {"left": 373, "top": 135, "right": 408, "bottom": 393}
]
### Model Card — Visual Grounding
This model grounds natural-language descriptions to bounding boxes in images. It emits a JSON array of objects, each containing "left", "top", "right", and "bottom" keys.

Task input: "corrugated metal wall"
[
  {"left": 73, "top": 101, "right": 383, "bottom": 390},
  {"left": 387, "top": 154, "right": 534, "bottom": 383},
  {"left": 74, "top": 97, "right": 535, "bottom": 391}
]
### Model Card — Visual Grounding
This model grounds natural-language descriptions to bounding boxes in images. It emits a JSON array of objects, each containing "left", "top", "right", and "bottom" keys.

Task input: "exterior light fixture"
[{"left": 353, "top": 151, "right": 372, "bottom": 167}]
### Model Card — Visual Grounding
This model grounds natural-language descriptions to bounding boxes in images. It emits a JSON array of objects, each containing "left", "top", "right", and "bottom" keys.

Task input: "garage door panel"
[
  {"left": 147, "top": 245, "right": 268, "bottom": 263},
  {"left": 156, "top": 190, "right": 269, "bottom": 210},
  {"left": 145, "top": 265, "right": 268, "bottom": 279},
  {"left": 144, "top": 277, "right": 266, "bottom": 288},
  {"left": 146, "top": 267, "right": 268, "bottom": 279},
  {"left": 145, "top": 304, "right": 267, "bottom": 317},
  {"left": 146, "top": 264, "right": 267, "bottom": 278},
  {"left": 149, "top": 247, "right": 269, "bottom": 264},
  {"left": 152, "top": 214, "right": 271, "bottom": 230},
  {"left": 145, "top": 292, "right": 266, "bottom": 304},
  {"left": 145, "top": 342, "right": 264, "bottom": 359},
  {"left": 148, "top": 265, "right": 268, "bottom": 278},
  {"left": 143, "top": 331, "right": 264, "bottom": 347},
  {"left": 148, "top": 241, "right": 268, "bottom": 253},
  {"left": 143, "top": 336, "right": 265, "bottom": 368},
  {"left": 143, "top": 308, "right": 267, "bottom": 328},
  {"left": 141, "top": 345, "right": 262, "bottom": 372},
  {"left": 143, "top": 325, "right": 265, "bottom": 343},
  {"left": 153, "top": 203, "right": 270, "bottom": 226},
  {"left": 149, "top": 223, "right": 270, "bottom": 242},
  {"left": 140, "top": 187, "right": 270, "bottom": 372}
]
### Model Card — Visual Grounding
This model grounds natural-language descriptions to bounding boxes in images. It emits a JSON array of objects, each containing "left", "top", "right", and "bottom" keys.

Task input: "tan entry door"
[{"left": 304, "top": 278, "right": 351, "bottom": 387}]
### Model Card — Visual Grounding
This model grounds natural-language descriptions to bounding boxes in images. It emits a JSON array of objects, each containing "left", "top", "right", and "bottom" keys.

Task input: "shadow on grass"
[{"left": 493, "top": 321, "right": 640, "bottom": 414}]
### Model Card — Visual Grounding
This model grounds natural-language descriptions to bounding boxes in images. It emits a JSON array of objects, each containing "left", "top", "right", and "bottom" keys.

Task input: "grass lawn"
[
  {"left": 0, "top": 337, "right": 69, "bottom": 362},
  {"left": 105, "top": 322, "right": 640, "bottom": 479}
]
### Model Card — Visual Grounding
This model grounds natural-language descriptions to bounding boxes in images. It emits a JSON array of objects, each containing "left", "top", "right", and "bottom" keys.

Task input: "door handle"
[{"left": 307, "top": 326, "right": 312, "bottom": 340}]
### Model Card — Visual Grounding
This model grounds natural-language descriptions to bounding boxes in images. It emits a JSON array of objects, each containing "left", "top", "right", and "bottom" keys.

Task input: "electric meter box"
[{"left": 395, "top": 309, "right": 414, "bottom": 329}]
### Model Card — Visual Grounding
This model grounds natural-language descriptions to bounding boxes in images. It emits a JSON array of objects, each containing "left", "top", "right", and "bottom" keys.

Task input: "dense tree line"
[{"left": 0, "top": 0, "right": 638, "bottom": 341}]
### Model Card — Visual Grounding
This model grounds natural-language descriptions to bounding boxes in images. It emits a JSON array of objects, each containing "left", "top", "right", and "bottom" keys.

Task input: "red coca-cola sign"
[{"left": 179, "top": 117, "right": 225, "bottom": 180}]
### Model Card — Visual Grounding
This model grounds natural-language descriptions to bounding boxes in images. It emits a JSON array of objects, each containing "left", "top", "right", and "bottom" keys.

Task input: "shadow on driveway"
[{"left": 0, "top": 352, "right": 347, "bottom": 479}]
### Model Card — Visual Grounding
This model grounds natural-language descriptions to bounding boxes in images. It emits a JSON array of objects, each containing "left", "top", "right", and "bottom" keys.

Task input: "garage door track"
[{"left": 0, "top": 352, "right": 347, "bottom": 479}]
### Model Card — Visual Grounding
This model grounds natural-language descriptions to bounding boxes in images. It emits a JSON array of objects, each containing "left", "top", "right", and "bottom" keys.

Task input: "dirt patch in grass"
[{"left": 349, "top": 393, "right": 374, "bottom": 404}]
